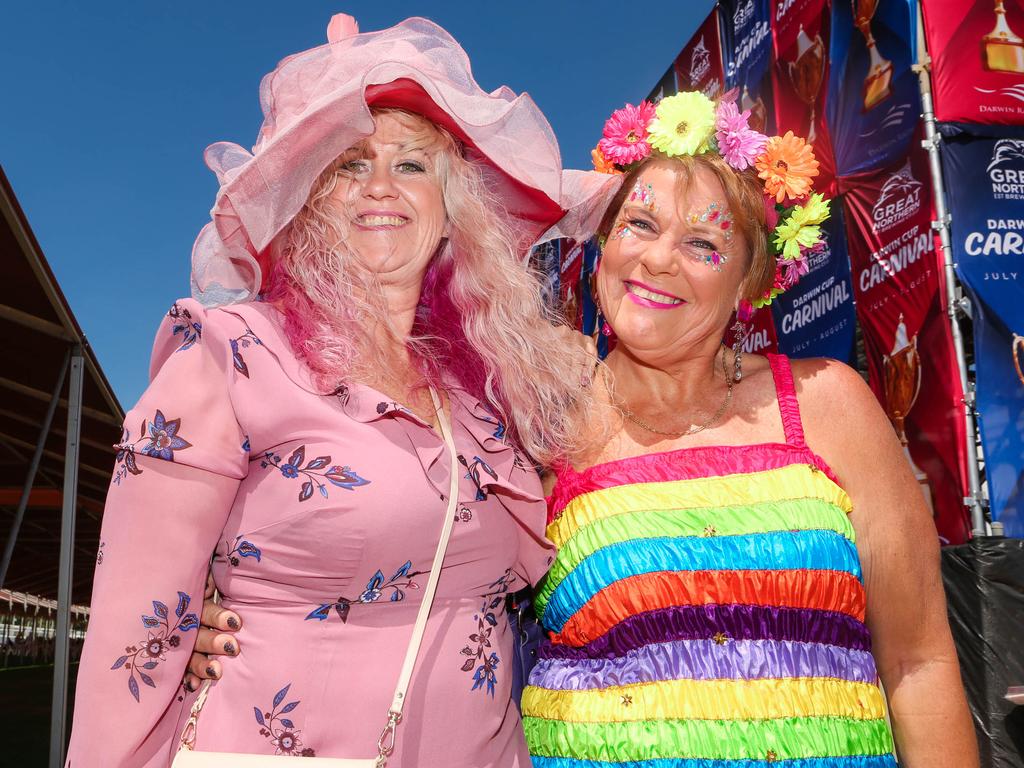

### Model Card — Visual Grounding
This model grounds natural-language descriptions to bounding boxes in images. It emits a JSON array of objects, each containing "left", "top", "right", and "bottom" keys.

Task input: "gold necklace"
[{"left": 619, "top": 349, "right": 733, "bottom": 438}]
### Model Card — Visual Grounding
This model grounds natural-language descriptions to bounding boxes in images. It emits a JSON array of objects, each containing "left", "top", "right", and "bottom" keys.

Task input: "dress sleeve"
[{"left": 66, "top": 299, "right": 248, "bottom": 768}]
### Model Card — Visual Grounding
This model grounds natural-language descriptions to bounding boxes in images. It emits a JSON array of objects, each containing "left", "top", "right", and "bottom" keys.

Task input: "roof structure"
[{"left": 0, "top": 165, "right": 123, "bottom": 606}]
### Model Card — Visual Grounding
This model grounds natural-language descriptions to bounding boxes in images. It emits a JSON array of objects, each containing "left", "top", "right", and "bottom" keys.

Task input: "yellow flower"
[
  {"left": 774, "top": 216, "right": 822, "bottom": 262},
  {"left": 647, "top": 92, "right": 717, "bottom": 157},
  {"left": 789, "top": 193, "right": 830, "bottom": 227}
]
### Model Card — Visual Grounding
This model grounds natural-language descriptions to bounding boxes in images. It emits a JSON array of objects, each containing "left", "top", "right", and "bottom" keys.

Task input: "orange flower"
[
  {"left": 755, "top": 131, "right": 819, "bottom": 203},
  {"left": 591, "top": 145, "right": 622, "bottom": 175}
]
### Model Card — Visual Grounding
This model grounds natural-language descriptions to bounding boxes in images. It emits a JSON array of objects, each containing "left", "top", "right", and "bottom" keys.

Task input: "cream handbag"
[{"left": 173, "top": 389, "right": 460, "bottom": 768}]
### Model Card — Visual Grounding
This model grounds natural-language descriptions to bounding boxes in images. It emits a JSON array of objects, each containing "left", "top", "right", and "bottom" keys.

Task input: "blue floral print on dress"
[
  {"left": 222, "top": 535, "right": 262, "bottom": 567},
  {"left": 141, "top": 410, "right": 192, "bottom": 461},
  {"left": 458, "top": 454, "right": 497, "bottom": 501},
  {"left": 459, "top": 568, "right": 517, "bottom": 697},
  {"left": 260, "top": 445, "right": 370, "bottom": 501},
  {"left": 168, "top": 302, "right": 202, "bottom": 352},
  {"left": 254, "top": 683, "right": 316, "bottom": 756},
  {"left": 477, "top": 404, "right": 507, "bottom": 439},
  {"left": 113, "top": 411, "right": 193, "bottom": 484},
  {"left": 305, "top": 561, "right": 424, "bottom": 623},
  {"left": 229, "top": 328, "right": 262, "bottom": 378},
  {"left": 110, "top": 591, "right": 198, "bottom": 702},
  {"left": 374, "top": 400, "right": 416, "bottom": 418}
]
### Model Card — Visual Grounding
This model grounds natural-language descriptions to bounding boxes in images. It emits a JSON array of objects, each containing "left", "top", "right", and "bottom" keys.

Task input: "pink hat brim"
[{"left": 192, "top": 17, "right": 599, "bottom": 306}]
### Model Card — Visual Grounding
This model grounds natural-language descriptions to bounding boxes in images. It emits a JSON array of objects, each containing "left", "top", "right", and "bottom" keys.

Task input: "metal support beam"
[
  {"left": 0, "top": 406, "right": 115, "bottom": 454},
  {"left": 0, "top": 431, "right": 113, "bottom": 483},
  {"left": 0, "top": 303, "right": 74, "bottom": 341},
  {"left": 0, "top": 348, "right": 70, "bottom": 586},
  {"left": 913, "top": 5, "right": 988, "bottom": 537},
  {"left": 0, "top": 375, "right": 121, "bottom": 427},
  {"left": 49, "top": 347, "right": 83, "bottom": 768}
]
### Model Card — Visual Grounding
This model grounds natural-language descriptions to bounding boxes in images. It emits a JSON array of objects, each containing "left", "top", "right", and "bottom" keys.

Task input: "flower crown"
[{"left": 592, "top": 91, "right": 830, "bottom": 308}]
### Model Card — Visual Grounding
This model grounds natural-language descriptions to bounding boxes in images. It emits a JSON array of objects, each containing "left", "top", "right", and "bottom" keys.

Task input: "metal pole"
[
  {"left": 0, "top": 348, "right": 71, "bottom": 586},
  {"left": 49, "top": 347, "right": 83, "bottom": 768},
  {"left": 913, "top": 3, "right": 987, "bottom": 537}
]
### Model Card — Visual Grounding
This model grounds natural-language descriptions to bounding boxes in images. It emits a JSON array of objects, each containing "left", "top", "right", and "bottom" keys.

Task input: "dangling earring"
[
  {"left": 730, "top": 301, "right": 753, "bottom": 382},
  {"left": 594, "top": 294, "right": 614, "bottom": 337}
]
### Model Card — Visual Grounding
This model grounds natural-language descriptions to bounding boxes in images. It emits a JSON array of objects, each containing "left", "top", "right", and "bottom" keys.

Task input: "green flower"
[{"left": 774, "top": 216, "right": 822, "bottom": 262}]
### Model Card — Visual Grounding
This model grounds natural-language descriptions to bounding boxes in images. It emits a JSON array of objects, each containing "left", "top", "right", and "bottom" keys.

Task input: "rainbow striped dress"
[{"left": 523, "top": 355, "right": 897, "bottom": 767}]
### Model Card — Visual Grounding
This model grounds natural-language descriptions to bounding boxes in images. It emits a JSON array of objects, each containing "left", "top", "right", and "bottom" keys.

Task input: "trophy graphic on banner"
[
  {"left": 883, "top": 314, "right": 934, "bottom": 513},
  {"left": 853, "top": 0, "right": 894, "bottom": 109},
  {"left": 983, "top": 0, "right": 1024, "bottom": 73},
  {"left": 741, "top": 85, "right": 769, "bottom": 133},
  {"left": 1013, "top": 333, "right": 1024, "bottom": 386},
  {"left": 787, "top": 25, "right": 826, "bottom": 143}
]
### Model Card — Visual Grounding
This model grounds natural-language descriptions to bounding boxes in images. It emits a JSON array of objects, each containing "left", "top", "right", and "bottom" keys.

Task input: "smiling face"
[
  {"left": 325, "top": 111, "right": 449, "bottom": 287},
  {"left": 596, "top": 159, "right": 752, "bottom": 367}
]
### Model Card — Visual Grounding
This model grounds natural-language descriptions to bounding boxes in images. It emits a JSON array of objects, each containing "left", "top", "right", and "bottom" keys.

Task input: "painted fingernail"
[
  {"left": 226, "top": 616, "right": 239, "bottom": 630},
  {"left": 206, "top": 665, "right": 217, "bottom": 678},
  {"left": 224, "top": 641, "right": 236, "bottom": 655}
]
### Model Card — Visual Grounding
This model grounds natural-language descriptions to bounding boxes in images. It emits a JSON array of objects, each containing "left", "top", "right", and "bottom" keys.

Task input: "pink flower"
[
  {"left": 715, "top": 100, "right": 768, "bottom": 170},
  {"left": 598, "top": 102, "right": 656, "bottom": 166},
  {"left": 763, "top": 195, "right": 780, "bottom": 230},
  {"left": 737, "top": 300, "right": 755, "bottom": 323},
  {"left": 783, "top": 251, "right": 811, "bottom": 287}
]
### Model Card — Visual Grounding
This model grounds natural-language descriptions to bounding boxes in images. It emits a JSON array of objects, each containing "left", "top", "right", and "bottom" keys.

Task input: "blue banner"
[
  {"left": 828, "top": 0, "right": 921, "bottom": 176},
  {"left": 943, "top": 136, "right": 1024, "bottom": 535},
  {"left": 718, "top": 0, "right": 776, "bottom": 135},
  {"left": 719, "top": 0, "right": 773, "bottom": 90},
  {"left": 574, "top": 238, "right": 614, "bottom": 358},
  {"left": 771, "top": 204, "right": 858, "bottom": 362},
  {"left": 530, "top": 239, "right": 562, "bottom": 312}
]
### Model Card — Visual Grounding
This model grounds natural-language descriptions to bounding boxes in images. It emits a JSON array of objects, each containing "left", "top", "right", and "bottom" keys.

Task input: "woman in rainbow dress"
[
  {"left": 187, "top": 90, "right": 978, "bottom": 767},
  {"left": 520, "top": 92, "right": 977, "bottom": 767}
]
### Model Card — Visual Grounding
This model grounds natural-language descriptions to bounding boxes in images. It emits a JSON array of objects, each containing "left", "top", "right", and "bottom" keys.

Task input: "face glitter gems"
[
  {"left": 695, "top": 249, "right": 728, "bottom": 272},
  {"left": 609, "top": 220, "right": 634, "bottom": 241},
  {"left": 627, "top": 181, "right": 659, "bottom": 213},
  {"left": 688, "top": 201, "right": 734, "bottom": 241},
  {"left": 610, "top": 182, "right": 659, "bottom": 240}
]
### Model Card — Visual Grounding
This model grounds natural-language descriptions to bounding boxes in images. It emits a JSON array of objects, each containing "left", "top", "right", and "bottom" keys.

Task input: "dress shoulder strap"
[{"left": 766, "top": 353, "right": 806, "bottom": 448}]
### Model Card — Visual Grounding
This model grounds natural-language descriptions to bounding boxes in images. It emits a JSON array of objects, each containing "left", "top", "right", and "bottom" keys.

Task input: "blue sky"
[{"left": 2, "top": 1, "right": 713, "bottom": 406}]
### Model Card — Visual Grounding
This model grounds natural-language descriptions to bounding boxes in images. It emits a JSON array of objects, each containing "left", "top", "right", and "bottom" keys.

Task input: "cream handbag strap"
[
  {"left": 375, "top": 386, "right": 460, "bottom": 757},
  {"left": 178, "top": 387, "right": 462, "bottom": 767}
]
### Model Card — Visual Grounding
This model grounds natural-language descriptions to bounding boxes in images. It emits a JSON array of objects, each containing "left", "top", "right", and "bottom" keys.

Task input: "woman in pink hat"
[{"left": 65, "top": 15, "right": 612, "bottom": 767}]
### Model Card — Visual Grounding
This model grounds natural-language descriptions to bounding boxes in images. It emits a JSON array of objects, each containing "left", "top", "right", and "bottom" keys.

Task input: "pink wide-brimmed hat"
[{"left": 191, "top": 13, "right": 621, "bottom": 306}]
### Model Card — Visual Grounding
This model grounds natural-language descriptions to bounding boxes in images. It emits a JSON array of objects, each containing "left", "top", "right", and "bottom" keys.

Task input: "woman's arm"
[
  {"left": 66, "top": 300, "right": 247, "bottom": 768},
  {"left": 796, "top": 358, "right": 979, "bottom": 768}
]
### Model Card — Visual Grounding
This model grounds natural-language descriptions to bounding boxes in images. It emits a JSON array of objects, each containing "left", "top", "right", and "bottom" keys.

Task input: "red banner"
[
  {"left": 746, "top": 307, "right": 780, "bottom": 355},
  {"left": 921, "top": 0, "right": 1024, "bottom": 126},
  {"left": 674, "top": 10, "right": 727, "bottom": 100},
  {"left": 839, "top": 142, "right": 971, "bottom": 544},
  {"left": 771, "top": 0, "right": 837, "bottom": 194},
  {"left": 724, "top": 306, "right": 781, "bottom": 356}
]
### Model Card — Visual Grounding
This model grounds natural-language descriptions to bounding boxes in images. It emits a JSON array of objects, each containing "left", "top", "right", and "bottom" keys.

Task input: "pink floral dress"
[{"left": 65, "top": 299, "right": 554, "bottom": 767}]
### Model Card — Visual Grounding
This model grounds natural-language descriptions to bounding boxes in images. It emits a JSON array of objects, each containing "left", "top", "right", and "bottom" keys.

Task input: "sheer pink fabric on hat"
[{"left": 191, "top": 14, "right": 620, "bottom": 307}]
